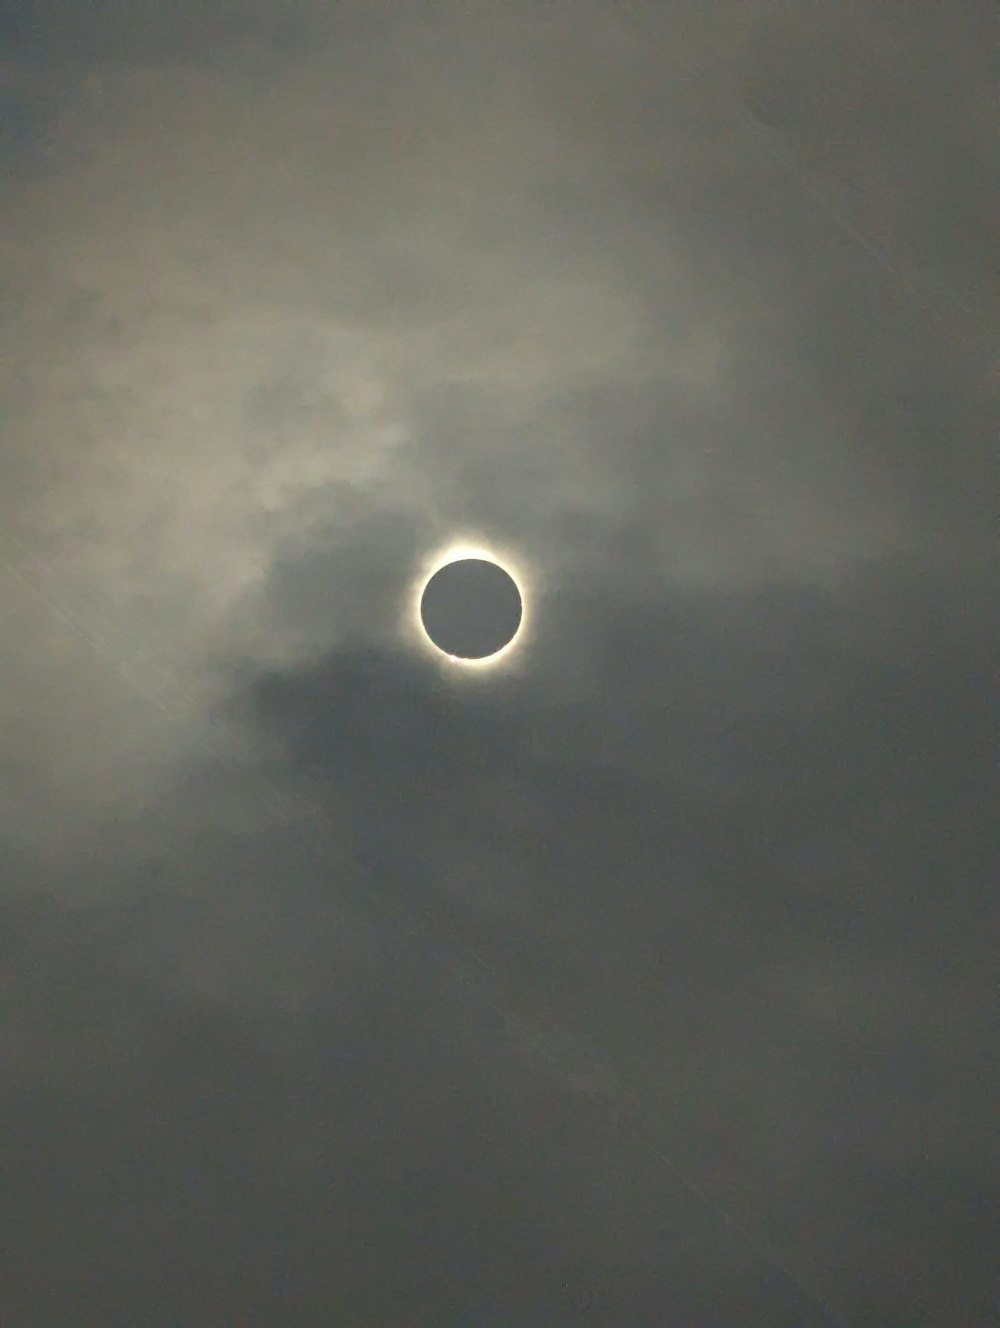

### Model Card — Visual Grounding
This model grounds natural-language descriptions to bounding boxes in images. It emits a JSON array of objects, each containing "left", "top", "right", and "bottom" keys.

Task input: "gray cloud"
[{"left": 1, "top": 2, "right": 994, "bottom": 1324}]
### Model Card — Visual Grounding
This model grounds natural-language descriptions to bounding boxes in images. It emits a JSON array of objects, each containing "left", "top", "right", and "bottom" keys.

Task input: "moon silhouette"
[{"left": 419, "top": 557, "right": 523, "bottom": 662}]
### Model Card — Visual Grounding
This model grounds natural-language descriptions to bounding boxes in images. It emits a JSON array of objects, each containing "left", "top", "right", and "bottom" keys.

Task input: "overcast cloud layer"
[{"left": 1, "top": 3, "right": 996, "bottom": 1324}]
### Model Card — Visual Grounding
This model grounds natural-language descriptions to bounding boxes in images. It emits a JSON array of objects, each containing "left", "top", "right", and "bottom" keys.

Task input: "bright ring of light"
[{"left": 410, "top": 540, "right": 529, "bottom": 670}]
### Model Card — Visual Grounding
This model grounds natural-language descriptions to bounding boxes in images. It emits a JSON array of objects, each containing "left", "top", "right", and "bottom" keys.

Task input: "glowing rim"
[{"left": 410, "top": 540, "right": 529, "bottom": 670}]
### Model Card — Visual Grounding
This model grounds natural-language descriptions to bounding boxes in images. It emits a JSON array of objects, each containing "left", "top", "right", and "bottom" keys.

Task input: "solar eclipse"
[{"left": 413, "top": 544, "right": 526, "bottom": 668}]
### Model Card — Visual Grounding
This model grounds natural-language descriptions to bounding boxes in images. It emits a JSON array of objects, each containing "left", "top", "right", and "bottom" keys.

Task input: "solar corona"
[{"left": 412, "top": 542, "right": 527, "bottom": 669}]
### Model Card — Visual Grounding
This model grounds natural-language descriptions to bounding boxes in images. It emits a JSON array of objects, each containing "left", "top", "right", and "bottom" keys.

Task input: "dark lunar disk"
[{"left": 420, "top": 558, "right": 523, "bottom": 660}]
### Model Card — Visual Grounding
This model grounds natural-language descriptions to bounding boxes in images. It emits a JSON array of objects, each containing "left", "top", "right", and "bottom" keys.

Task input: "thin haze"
[{"left": 0, "top": 2, "right": 995, "bottom": 1324}]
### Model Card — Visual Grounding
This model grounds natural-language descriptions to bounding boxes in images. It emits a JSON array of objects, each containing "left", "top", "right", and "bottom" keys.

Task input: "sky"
[{"left": 0, "top": 2, "right": 996, "bottom": 1324}]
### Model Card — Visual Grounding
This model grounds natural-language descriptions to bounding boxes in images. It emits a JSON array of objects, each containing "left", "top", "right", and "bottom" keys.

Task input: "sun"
[{"left": 409, "top": 539, "right": 530, "bottom": 670}]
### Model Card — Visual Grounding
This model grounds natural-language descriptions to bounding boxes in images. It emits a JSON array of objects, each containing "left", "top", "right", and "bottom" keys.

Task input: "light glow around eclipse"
[{"left": 411, "top": 542, "right": 529, "bottom": 670}]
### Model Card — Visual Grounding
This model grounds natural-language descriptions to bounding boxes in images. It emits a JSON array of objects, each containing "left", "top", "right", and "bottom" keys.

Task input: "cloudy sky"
[{"left": 1, "top": 2, "right": 995, "bottom": 1323}]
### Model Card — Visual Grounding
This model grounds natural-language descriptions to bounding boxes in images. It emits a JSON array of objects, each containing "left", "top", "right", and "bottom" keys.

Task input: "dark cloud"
[
  {"left": 1, "top": 2, "right": 993, "bottom": 1324},
  {"left": 8, "top": 560, "right": 990, "bottom": 1323}
]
